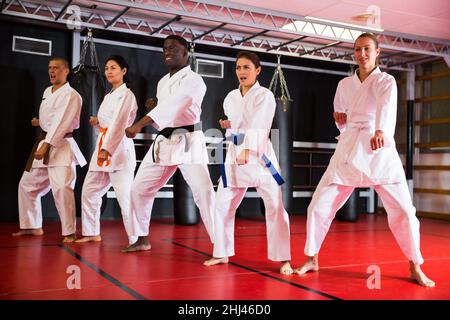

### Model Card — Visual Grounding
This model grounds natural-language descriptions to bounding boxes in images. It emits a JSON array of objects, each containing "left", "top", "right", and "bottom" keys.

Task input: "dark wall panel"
[
  {"left": 1, "top": 19, "right": 347, "bottom": 222},
  {"left": 0, "top": 20, "right": 71, "bottom": 222}
]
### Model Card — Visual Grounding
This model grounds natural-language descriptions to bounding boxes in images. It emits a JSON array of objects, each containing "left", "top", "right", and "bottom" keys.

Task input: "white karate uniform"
[
  {"left": 131, "top": 66, "right": 215, "bottom": 242},
  {"left": 81, "top": 84, "right": 138, "bottom": 244},
  {"left": 305, "top": 67, "right": 424, "bottom": 265},
  {"left": 18, "top": 82, "right": 86, "bottom": 236},
  {"left": 212, "top": 82, "right": 291, "bottom": 261}
]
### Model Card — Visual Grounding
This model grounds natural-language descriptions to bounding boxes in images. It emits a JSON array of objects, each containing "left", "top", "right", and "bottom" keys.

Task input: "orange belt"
[{"left": 97, "top": 127, "right": 110, "bottom": 167}]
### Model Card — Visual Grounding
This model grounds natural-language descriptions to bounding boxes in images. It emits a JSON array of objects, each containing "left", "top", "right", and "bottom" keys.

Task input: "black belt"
[
  {"left": 152, "top": 123, "right": 202, "bottom": 163},
  {"left": 24, "top": 131, "right": 74, "bottom": 172}
]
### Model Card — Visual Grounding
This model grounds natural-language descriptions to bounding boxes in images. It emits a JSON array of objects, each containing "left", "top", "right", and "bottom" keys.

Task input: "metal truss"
[{"left": 2, "top": 0, "right": 449, "bottom": 71}]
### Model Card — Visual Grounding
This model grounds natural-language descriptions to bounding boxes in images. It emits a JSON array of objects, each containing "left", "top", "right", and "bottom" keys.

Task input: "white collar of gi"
[
  {"left": 109, "top": 82, "right": 127, "bottom": 95},
  {"left": 168, "top": 65, "right": 191, "bottom": 79},
  {"left": 239, "top": 81, "right": 261, "bottom": 97},
  {"left": 51, "top": 81, "right": 70, "bottom": 94},
  {"left": 353, "top": 66, "right": 381, "bottom": 84}
]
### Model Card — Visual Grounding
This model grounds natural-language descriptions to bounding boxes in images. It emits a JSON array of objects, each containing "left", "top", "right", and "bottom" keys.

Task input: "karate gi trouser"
[
  {"left": 131, "top": 162, "right": 215, "bottom": 243},
  {"left": 304, "top": 177, "right": 424, "bottom": 265},
  {"left": 81, "top": 164, "right": 137, "bottom": 244},
  {"left": 18, "top": 165, "right": 76, "bottom": 236},
  {"left": 213, "top": 175, "right": 291, "bottom": 261}
]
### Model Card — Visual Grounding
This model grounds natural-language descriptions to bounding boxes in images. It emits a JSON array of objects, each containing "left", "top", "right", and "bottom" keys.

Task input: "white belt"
[{"left": 347, "top": 121, "right": 373, "bottom": 131}]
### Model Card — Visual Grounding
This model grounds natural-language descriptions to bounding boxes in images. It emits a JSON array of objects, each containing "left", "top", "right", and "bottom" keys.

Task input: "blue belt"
[{"left": 218, "top": 133, "right": 284, "bottom": 188}]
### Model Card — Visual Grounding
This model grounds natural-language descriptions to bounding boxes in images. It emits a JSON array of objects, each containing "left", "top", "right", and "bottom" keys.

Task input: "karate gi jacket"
[
  {"left": 145, "top": 66, "right": 209, "bottom": 165},
  {"left": 325, "top": 67, "right": 405, "bottom": 186},
  {"left": 89, "top": 83, "right": 137, "bottom": 172},
  {"left": 222, "top": 82, "right": 281, "bottom": 187},
  {"left": 32, "top": 82, "right": 86, "bottom": 168}
]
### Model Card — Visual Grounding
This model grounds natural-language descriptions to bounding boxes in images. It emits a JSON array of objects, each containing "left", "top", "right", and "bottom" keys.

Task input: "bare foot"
[
  {"left": 121, "top": 243, "right": 151, "bottom": 252},
  {"left": 294, "top": 256, "right": 319, "bottom": 275},
  {"left": 75, "top": 235, "right": 102, "bottom": 243},
  {"left": 410, "top": 262, "right": 435, "bottom": 287},
  {"left": 280, "top": 261, "right": 293, "bottom": 275},
  {"left": 12, "top": 228, "right": 44, "bottom": 236},
  {"left": 63, "top": 234, "right": 77, "bottom": 243},
  {"left": 121, "top": 236, "right": 151, "bottom": 253},
  {"left": 203, "top": 257, "right": 229, "bottom": 266}
]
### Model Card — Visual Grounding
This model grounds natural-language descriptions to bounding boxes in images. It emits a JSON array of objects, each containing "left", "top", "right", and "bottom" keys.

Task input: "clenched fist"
[
  {"left": 31, "top": 117, "right": 39, "bottom": 127},
  {"left": 219, "top": 119, "right": 231, "bottom": 129},
  {"left": 145, "top": 98, "right": 157, "bottom": 111},
  {"left": 97, "top": 149, "right": 111, "bottom": 166},
  {"left": 236, "top": 149, "right": 250, "bottom": 165},
  {"left": 125, "top": 125, "right": 140, "bottom": 138},
  {"left": 333, "top": 112, "right": 347, "bottom": 126},
  {"left": 370, "top": 130, "right": 384, "bottom": 151},
  {"left": 89, "top": 116, "right": 99, "bottom": 126}
]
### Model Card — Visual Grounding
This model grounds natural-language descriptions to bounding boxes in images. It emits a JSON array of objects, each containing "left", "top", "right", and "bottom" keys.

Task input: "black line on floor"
[
  {"left": 165, "top": 239, "right": 342, "bottom": 301},
  {"left": 58, "top": 244, "right": 147, "bottom": 300}
]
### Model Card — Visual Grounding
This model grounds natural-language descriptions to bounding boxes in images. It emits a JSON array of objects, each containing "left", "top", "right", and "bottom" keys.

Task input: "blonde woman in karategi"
[
  {"left": 204, "top": 51, "right": 293, "bottom": 275},
  {"left": 294, "top": 33, "right": 434, "bottom": 287},
  {"left": 121, "top": 35, "right": 215, "bottom": 252},
  {"left": 14, "top": 57, "right": 86, "bottom": 242},
  {"left": 76, "top": 55, "right": 138, "bottom": 245}
]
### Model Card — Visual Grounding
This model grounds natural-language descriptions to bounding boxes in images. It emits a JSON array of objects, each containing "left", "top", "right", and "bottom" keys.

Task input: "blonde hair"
[
  {"left": 49, "top": 57, "right": 70, "bottom": 70},
  {"left": 354, "top": 33, "right": 379, "bottom": 49}
]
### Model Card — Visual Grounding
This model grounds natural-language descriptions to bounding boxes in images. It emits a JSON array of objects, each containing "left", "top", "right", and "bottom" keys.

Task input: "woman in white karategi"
[
  {"left": 203, "top": 51, "right": 293, "bottom": 275},
  {"left": 14, "top": 57, "right": 86, "bottom": 242},
  {"left": 121, "top": 35, "right": 215, "bottom": 252},
  {"left": 294, "top": 33, "right": 435, "bottom": 287},
  {"left": 76, "top": 55, "right": 138, "bottom": 244}
]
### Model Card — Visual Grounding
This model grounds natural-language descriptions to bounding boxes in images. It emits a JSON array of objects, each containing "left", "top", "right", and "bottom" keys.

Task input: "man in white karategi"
[
  {"left": 122, "top": 35, "right": 215, "bottom": 252},
  {"left": 13, "top": 57, "right": 86, "bottom": 242}
]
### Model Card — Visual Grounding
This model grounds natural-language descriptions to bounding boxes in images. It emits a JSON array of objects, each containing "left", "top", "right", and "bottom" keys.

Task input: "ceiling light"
[{"left": 305, "top": 16, "right": 384, "bottom": 33}]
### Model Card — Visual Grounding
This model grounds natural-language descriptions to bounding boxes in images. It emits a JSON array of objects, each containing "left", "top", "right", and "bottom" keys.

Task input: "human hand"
[
  {"left": 31, "top": 117, "right": 39, "bottom": 127},
  {"left": 333, "top": 112, "right": 347, "bottom": 125},
  {"left": 219, "top": 119, "right": 231, "bottom": 129},
  {"left": 97, "top": 149, "right": 111, "bottom": 166},
  {"left": 145, "top": 98, "right": 157, "bottom": 110},
  {"left": 236, "top": 149, "right": 250, "bottom": 165},
  {"left": 370, "top": 130, "right": 384, "bottom": 151},
  {"left": 89, "top": 116, "right": 99, "bottom": 126},
  {"left": 125, "top": 124, "right": 141, "bottom": 138},
  {"left": 34, "top": 143, "right": 49, "bottom": 160}
]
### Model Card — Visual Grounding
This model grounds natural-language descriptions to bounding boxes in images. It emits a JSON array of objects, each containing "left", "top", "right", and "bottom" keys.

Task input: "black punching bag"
[
  {"left": 336, "top": 189, "right": 359, "bottom": 222},
  {"left": 70, "top": 33, "right": 106, "bottom": 216},
  {"left": 260, "top": 99, "right": 293, "bottom": 215},
  {"left": 273, "top": 99, "right": 293, "bottom": 212},
  {"left": 173, "top": 169, "right": 199, "bottom": 225}
]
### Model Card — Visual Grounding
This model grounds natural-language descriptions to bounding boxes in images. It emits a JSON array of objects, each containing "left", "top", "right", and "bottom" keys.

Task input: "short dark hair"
[
  {"left": 105, "top": 55, "right": 129, "bottom": 84},
  {"left": 164, "top": 35, "right": 189, "bottom": 51},
  {"left": 236, "top": 51, "right": 261, "bottom": 69},
  {"left": 49, "top": 57, "right": 70, "bottom": 69}
]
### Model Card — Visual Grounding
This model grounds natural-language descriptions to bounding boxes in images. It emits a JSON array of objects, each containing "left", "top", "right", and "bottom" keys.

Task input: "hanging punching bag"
[
  {"left": 273, "top": 98, "right": 293, "bottom": 212},
  {"left": 261, "top": 58, "right": 293, "bottom": 215},
  {"left": 172, "top": 45, "right": 200, "bottom": 225},
  {"left": 173, "top": 169, "right": 199, "bottom": 225},
  {"left": 70, "top": 30, "right": 106, "bottom": 216},
  {"left": 260, "top": 99, "right": 293, "bottom": 215}
]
